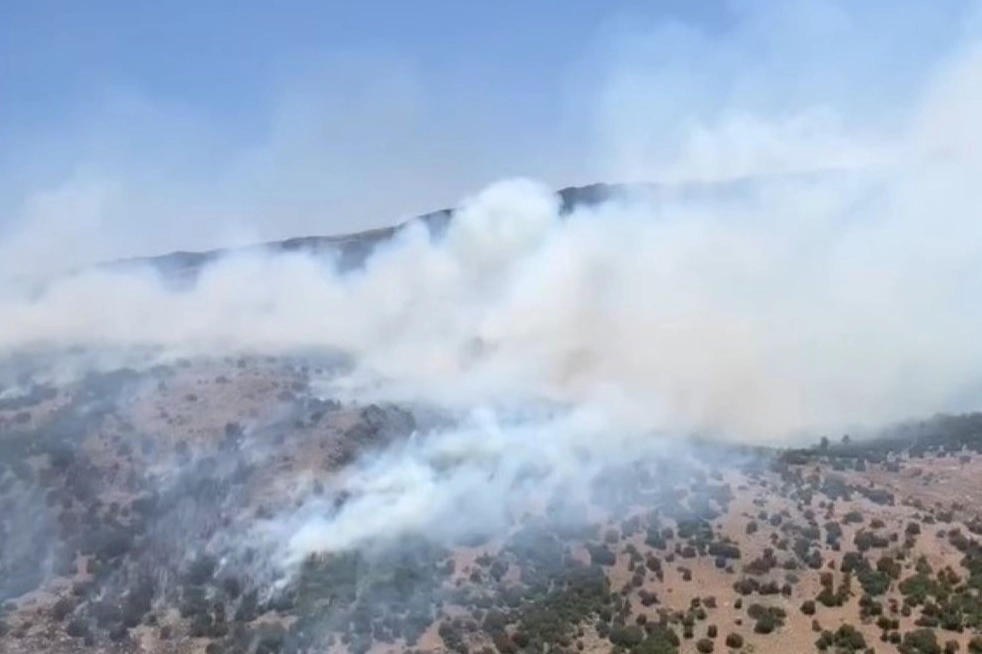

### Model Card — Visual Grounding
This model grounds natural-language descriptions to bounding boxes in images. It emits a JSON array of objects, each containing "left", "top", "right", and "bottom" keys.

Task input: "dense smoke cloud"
[
  {"left": 4, "top": 143, "right": 982, "bottom": 445},
  {"left": 3, "top": 1, "right": 982, "bottom": 565}
]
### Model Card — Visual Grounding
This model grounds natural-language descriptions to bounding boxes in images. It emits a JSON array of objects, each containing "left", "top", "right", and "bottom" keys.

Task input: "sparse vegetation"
[{"left": 3, "top": 356, "right": 982, "bottom": 654}]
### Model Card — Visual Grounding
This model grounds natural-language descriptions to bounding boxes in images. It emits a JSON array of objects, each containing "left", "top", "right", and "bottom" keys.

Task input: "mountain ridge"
[
  {"left": 102, "top": 167, "right": 876, "bottom": 281},
  {"left": 104, "top": 183, "right": 620, "bottom": 280}
]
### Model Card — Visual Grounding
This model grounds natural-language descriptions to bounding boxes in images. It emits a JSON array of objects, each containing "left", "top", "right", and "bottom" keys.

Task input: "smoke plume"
[{"left": 3, "top": 1, "right": 982, "bottom": 566}]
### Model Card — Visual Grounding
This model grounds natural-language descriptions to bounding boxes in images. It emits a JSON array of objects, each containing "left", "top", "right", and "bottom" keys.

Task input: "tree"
[
  {"left": 753, "top": 612, "right": 778, "bottom": 634},
  {"left": 608, "top": 625, "right": 644, "bottom": 648},
  {"left": 696, "top": 638, "right": 715, "bottom": 653},
  {"left": 903, "top": 628, "right": 941, "bottom": 654},
  {"left": 833, "top": 624, "right": 866, "bottom": 651}
]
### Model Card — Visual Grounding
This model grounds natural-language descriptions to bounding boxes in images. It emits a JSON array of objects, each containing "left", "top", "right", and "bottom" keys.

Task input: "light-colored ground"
[{"left": 4, "top": 358, "right": 982, "bottom": 654}]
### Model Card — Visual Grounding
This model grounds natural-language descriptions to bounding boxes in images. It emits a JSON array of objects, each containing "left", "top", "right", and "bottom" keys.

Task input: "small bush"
[{"left": 696, "top": 638, "right": 715, "bottom": 653}]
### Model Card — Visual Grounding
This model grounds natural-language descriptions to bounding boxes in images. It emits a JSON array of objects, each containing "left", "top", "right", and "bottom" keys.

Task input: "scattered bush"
[{"left": 696, "top": 637, "right": 714, "bottom": 653}]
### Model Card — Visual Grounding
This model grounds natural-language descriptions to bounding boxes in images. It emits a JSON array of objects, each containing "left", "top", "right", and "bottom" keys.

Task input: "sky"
[
  {"left": 1, "top": 1, "right": 722, "bottom": 134},
  {"left": 0, "top": 0, "right": 979, "bottom": 264}
]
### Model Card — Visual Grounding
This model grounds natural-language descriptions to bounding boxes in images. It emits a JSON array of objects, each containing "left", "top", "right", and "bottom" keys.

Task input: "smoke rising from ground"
[
  {"left": 3, "top": 2, "right": 982, "bottom": 569},
  {"left": 4, "top": 145, "right": 982, "bottom": 444}
]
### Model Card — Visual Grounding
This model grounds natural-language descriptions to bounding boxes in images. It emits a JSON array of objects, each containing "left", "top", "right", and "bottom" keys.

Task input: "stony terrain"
[{"left": 1, "top": 351, "right": 982, "bottom": 654}]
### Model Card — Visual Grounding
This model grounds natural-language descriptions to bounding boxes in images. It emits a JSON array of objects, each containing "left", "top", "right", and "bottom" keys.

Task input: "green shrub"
[
  {"left": 696, "top": 637, "right": 714, "bottom": 653},
  {"left": 903, "top": 628, "right": 941, "bottom": 654}
]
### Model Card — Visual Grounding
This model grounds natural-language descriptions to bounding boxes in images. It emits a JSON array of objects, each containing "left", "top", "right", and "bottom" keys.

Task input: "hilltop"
[{"left": 2, "top": 175, "right": 982, "bottom": 654}]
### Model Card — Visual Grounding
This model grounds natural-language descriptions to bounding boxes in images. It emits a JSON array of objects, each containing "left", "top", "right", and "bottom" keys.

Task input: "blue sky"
[
  {"left": 0, "top": 0, "right": 740, "bottom": 177},
  {"left": 0, "top": 0, "right": 978, "bottom": 259},
  {"left": 1, "top": 1, "right": 725, "bottom": 135}
]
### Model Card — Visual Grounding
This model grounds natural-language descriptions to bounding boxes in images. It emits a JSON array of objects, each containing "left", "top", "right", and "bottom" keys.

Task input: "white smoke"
[
  {"left": 3, "top": 0, "right": 982, "bottom": 561},
  {"left": 4, "top": 147, "right": 982, "bottom": 443}
]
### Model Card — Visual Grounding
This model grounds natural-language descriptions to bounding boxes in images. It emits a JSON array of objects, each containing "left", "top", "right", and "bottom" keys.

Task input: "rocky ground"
[{"left": 2, "top": 354, "right": 982, "bottom": 654}]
